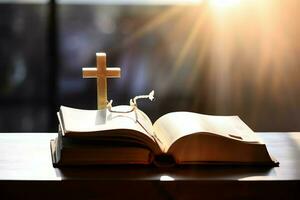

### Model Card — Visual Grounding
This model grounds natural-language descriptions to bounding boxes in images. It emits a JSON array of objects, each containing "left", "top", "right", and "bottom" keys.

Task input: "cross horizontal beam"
[{"left": 82, "top": 53, "right": 121, "bottom": 110}]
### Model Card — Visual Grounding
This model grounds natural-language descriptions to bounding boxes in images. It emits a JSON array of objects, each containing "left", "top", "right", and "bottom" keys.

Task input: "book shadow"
[
  {"left": 55, "top": 164, "right": 275, "bottom": 181},
  {"left": 95, "top": 109, "right": 107, "bottom": 125}
]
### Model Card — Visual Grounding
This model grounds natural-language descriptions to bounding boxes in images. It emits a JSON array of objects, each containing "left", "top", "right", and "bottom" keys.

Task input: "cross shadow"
[{"left": 95, "top": 109, "right": 107, "bottom": 125}]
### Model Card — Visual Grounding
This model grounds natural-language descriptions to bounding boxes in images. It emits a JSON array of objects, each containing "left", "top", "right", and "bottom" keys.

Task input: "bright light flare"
[
  {"left": 210, "top": 0, "right": 240, "bottom": 8},
  {"left": 127, "top": 0, "right": 300, "bottom": 118}
]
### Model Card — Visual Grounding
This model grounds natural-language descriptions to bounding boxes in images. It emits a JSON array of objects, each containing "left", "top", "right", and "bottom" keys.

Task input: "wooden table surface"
[{"left": 0, "top": 132, "right": 299, "bottom": 199}]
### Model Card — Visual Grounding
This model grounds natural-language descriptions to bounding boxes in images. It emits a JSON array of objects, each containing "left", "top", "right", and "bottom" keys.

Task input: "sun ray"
[
  {"left": 148, "top": 6, "right": 208, "bottom": 94},
  {"left": 185, "top": 29, "right": 209, "bottom": 90},
  {"left": 172, "top": 8, "right": 208, "bottom": 73},
  {"left": 209, "top": 0, "right": 240, "bottom": 8},
  {"left": 124, "top": 6, "right": 183, "bottom": 45},
  {"left": 118, "top": 0, "right": 300, "bottom": 126}
]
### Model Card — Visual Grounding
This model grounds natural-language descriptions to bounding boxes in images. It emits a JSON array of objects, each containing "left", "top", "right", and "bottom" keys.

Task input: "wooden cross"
[{"left": 82, "top": 52, "right": 121, "bottom": 110}]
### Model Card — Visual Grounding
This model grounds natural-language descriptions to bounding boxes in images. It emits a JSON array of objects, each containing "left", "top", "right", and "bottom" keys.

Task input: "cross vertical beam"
[
  {"left": 82, "top": 53, "right": 121, "bottom": 110},
  {"left": 97, "top": 53, "right": 107, "bottom": 109}
]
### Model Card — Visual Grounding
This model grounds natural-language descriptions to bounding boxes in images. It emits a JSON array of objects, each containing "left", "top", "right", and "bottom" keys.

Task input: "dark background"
[{"left": 0, "top": 0, "right": 300, "bottom": 132}]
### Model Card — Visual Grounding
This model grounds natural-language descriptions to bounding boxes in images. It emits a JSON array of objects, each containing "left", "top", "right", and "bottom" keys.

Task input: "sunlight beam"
[
  {"left": 209, "top": 0, "right": 240, "bottom": 8},
  {"left": 124, "top": 6, "right": 182, "bottom": 45},
  {"left": 172, "top": 9, "right": 208, "bottom": 73}
]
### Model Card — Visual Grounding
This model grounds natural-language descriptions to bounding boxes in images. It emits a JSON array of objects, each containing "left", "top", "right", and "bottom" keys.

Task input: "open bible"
[{"left": 50, "top": 105, "right": 278, "bottom": 167}]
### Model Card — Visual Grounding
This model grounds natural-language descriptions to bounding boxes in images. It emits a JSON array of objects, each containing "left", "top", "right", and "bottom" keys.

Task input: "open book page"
[
  {"left": 153, "top": 112, "right": 262, "bottom": 153},
  {"left": 59, "top": 106, "right": 157, "bottom": 143},
  {"left": 60, "top": 106, "right": 148, "bottom": 132}
]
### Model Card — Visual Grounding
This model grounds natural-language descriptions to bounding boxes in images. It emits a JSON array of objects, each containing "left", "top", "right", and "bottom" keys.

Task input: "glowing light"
[
  {"left": 160, "top": 175, "right": 175, "bottom": 181},
  {"left": 210, "top": 0, "right": 240, "bottom": 8},
  {"left": 128, "top": 1, "right": 300, "bottom": 117}
]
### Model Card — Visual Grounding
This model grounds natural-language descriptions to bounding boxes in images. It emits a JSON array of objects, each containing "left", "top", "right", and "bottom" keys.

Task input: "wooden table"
[{"left": 0, "top": 133, "right": 299, "bottom": 199}]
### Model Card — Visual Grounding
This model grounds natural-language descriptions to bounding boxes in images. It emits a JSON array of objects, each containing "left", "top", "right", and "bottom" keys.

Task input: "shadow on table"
[{"left": 55, "top": 164, "right": 275, "bottom": 181}]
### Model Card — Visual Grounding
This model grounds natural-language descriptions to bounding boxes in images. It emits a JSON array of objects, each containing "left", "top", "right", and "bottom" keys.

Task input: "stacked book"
[{"left": 51, "top": 106, "right": 278, "bottom": 167}]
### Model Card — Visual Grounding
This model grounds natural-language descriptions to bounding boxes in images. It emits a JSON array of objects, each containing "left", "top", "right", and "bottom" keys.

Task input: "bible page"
[{"left": 153, "top": 112, "right": 262, "bottom": 152}]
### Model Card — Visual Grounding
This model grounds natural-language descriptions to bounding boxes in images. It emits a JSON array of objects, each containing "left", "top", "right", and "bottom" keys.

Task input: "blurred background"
[{"left": 0, "top": 0, "right": 300, "bottom": 132}]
